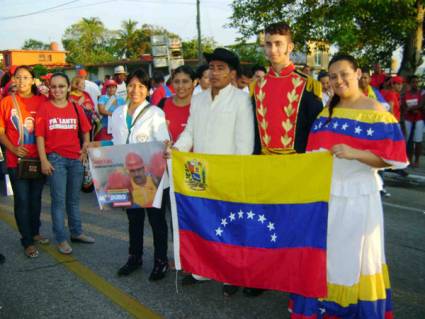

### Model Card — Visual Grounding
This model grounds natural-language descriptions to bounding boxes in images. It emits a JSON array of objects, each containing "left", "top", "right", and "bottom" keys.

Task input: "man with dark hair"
[
  {"left": 246, "top": 21, "right": 323, "bottom": 297},
  {"left": 151, "top": 71, "right": 173, "bottom": 105},
  {"left": 253, "top": 21, "right": 322, "bottom": 155},
  {"left": 318, "top": 70, "right": 332, "bottom": 106},
  {"left": 235, "top": 66, "right": 253, "bottom": 93},
  {"left": 173, "top": 48, "right": 254, "bottom": 297},
  {"left": 251, "top": 64, "right": 267, "bottom": 81},
  {"left": 371, "top": 63, "right": 387, "bottom": 89},
  {"left": 359, "top": 67, "right": 390, "bottom": 110},
  {"left": 193, "top": 64, "right": 210, "bottom": 95}
]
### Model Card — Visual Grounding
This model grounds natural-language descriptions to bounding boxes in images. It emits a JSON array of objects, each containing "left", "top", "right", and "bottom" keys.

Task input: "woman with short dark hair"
[{"left": 90, "top": 68, "right": 170, "bottom": 280}]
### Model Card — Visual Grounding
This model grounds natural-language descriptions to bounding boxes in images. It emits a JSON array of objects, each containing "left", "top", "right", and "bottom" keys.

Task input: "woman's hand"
[
  {"left": 331, "top": 144, "right": 359, "bottom": 160},
  {"left": 87, "top": 141, "right": 101, "bottom": 149},
  {"left": 78, "top": 96, "right": 85, "bottom": 106},
  {"left": 163, "top": 140, "right": 176, "bottom": 159},
  {"left": 79, "top": 142, "right": 89, "bottom": 162},
  {"left": 41, "top": 159, "right": 54, "bottom": 176},
  {"left": 13, "top": 145, "right": 29, "bottom": 157}
]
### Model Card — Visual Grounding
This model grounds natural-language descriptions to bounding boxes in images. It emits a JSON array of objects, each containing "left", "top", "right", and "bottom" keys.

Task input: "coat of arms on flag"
[{"left": 170, "top": 151, "right": 333, "bottom": 297}]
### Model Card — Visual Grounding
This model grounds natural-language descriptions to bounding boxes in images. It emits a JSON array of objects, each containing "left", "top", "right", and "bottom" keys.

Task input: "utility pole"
[{"left": 196, "top": 0, "right": 202, "bottom": 62}]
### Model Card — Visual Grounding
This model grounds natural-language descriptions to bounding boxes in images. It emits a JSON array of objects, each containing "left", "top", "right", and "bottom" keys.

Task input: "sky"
[{"left": 0, "top": 0, "right": 242, "bottom": 50}]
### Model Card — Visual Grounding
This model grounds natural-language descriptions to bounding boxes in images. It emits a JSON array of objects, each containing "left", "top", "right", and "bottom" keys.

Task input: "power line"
[{"left": 0, "top": 0, "right": 80, "bottom": 20}]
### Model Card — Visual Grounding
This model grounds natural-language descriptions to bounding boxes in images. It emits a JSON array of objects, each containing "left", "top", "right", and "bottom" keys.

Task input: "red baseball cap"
[
  {"left": 104, "top": 80, "right": 118, "bottom": 88},
  {"left": 41, "top": 73, "right": 53, "bottom": 80},
  {"left": 391, "top": 76, "right": 404, "bottom": 84},
  {"left": 77, "top": 69, "right": 88, "bottom": 77},
  {"left": 125, "top": 152, "right": 145, "bottom": 170}
]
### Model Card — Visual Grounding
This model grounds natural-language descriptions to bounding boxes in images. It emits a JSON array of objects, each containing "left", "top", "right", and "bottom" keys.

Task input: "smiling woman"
[
  {"left": 288, "top": 54, "right": 410, "bottom": 319},
  {"left": 35, "top": 72, "right": 95, "bottom": 255},
  {"left": 0, "top": 65, "right": 48, "bottom": 259},
  {"left": 89, "top": 68, "right": 171, "bottom": 281}
]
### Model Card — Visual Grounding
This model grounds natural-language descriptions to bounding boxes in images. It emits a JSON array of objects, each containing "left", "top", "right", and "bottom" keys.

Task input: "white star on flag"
[
  {"left": 247, "top": 211, "right": 255, "bottom": 219},
  {"left": 313, "top": 125, "right": 318, "bottom": 131},
  {"left": 215, "top": 227, "right": 223, "bottom": 236},
  {"left": 271, "top": 233, "right": 277, "bottom": 242},
  {"left": 229, "top": 212, "right": 236, "bottom": 221},
  {"left": 354, "top": 126, "right": 362, "bottom": 134},
  {"left": 238, "top": 210, "right": 244, "bottom": 219},
  {"left": 258, "top": 214, "right": 266, "bottom": 224},
  {"left": 318, "top": 122, "right": 323, "bottom": 128},
  {"left": 341, "top": 123, "right": 348, "bottom": 130},
  {"left": 333, "top": 122, "right": 339, "bottom": 129},
  {"left": 221, "top": 218, "right": 228, "bottom": 227},
  {"left": 366, "top": 128, "right": 374, "bottom": 136},
  {"left": 267, "top": 222, "right": 275, "bottom": 231}
]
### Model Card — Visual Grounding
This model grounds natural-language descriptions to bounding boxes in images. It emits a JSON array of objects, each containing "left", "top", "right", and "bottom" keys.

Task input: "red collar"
[{"left": 269, "top": 64, "right": 295, "bottom": 77}]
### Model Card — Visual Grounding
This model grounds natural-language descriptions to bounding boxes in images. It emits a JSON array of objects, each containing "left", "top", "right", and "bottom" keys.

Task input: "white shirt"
[
  {"left": 110, "top": 100, "right": 169, "bottom": 145},
  {"left": 116, "top": 82, "right": 127, "bottom": 101},
  {"left": 174, "top": 84, "right": 254, "bottom": 155},
  {"left": 193, "top": 85, "right": 206, "bottom": 96},
  {"left": 84, "top": 80, "right": 101, "bottom": 109}
]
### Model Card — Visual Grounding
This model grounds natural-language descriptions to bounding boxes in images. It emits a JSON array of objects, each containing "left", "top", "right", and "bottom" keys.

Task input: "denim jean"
[
  {"left": 8, "top": 168, "right": 45, "bottom": 248},
  {"left": 47, "top": 153, "right": 84, "bottom": 243}
]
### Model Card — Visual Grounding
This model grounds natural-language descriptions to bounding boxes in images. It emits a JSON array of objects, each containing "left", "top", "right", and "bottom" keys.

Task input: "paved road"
[{"left": 0, "top": 164, "right": 424, "bottom": 319}]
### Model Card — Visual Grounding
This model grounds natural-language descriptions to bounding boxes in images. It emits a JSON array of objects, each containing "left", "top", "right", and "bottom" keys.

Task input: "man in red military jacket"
[
  {"left": 246, "top": 22, "right": 323, "bottom": 297},
  {"left": 253, "top": 22, "right": 323, "bottom": 155}
]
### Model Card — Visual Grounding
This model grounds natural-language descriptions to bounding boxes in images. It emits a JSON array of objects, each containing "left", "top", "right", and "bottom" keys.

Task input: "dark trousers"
[
  {"left": 126, "top": 189, "right": 169, "bottom": 262},
  {"left": 8, "top": 168, "right": 45, "bottom": 248}
]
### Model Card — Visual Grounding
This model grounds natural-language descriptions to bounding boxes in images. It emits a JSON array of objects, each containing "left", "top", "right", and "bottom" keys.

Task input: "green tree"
[
  {"left": 227, "top": 40, "right": 268, "bottom": 65},
  {"left": 182, "top": 37, "right": 217, "bottom": 59},
  {"left": 115, "top": 19, "right": 145, "bottom": 59},
  {"left": 62, "top": 17, "right": 115, "bottom": 65},
  {"left": 229, "top": 0, "right": 424, "bottom": 75},
  {"left": 22, "top": 39, "right": 50, "bottom": 50},
  {"left": 32, "top": 65, "right": 48, "bottom": 78}
]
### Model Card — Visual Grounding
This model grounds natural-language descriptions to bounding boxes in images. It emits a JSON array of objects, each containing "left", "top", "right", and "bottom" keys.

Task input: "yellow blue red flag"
[{"left": 170, "top": 151, "right": 333, "bottom": 297}]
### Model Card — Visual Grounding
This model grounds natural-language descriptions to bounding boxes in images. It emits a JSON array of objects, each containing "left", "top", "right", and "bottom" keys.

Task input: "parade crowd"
[{"left": 0, "top": 21, "right": 422, "bottom": 318}]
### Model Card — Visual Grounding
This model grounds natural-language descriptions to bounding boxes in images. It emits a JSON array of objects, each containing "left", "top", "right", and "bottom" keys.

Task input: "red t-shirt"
[
  {"left": 163, "top": 97, "right": 190, "bottom": 142},
  {"left": 381, "top": 89, "right": 400, "bottom": 121},
  {"left": 403, "top": 90, "right": 422, "bottom": 122},
  {"left": 371, "top": 73, "right": 386, "bottom": 88},
  {"left": 35, "top": 101, "right": 91, "bottom": 159},
  {"left": 0, "top": 94, "right": 47, "bottom": 168}
]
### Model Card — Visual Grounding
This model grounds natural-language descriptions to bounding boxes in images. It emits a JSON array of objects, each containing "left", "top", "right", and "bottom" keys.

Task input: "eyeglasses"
[
  {"left": 50, "top": 85, "right": 67, "bottom": 89},
  {"left": 14, "top": 76, "right": 33, "bottom": 81}
]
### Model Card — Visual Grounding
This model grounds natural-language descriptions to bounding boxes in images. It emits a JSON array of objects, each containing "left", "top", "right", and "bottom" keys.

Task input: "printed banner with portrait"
[{"left": 88, "top": 142, "right": 166, "bottom": 210}]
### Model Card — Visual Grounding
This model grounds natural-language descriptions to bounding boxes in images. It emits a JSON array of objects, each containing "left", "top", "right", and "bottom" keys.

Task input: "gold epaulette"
[
  {"left": 249, "top": 80, "right": 257, "bottom": 97},
  {"left": 294, "top": 70, "right": 322, "bottom": 99}
]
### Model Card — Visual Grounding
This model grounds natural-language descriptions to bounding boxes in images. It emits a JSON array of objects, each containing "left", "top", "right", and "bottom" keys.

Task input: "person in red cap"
[
  {"left": 96, "top": 79, "right": 126, "bottom": 141},
  {"left": 77, "top": 68, "right": 101, "bottom": 111},
  {"left": 381, "top": 76, "right": 403, "bottom": 122},
  {"left": 125, "top": 152, "right": 157, "bottom": 207}
]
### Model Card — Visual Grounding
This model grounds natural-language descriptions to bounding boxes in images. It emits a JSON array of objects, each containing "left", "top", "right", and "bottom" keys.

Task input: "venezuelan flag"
[
  {"left": 307, "top": 108, "right": 407, "bottom": 168},
  {"left": 170, "top": 151, "right": 333, "bottom": 297}
]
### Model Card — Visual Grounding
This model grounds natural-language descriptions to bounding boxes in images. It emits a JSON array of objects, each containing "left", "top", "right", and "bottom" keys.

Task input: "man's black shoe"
[
  {"left": 223, "top": 285, "right": 239, "bottom": 297},
  {"left": 117, "top": 256, "right": 142, "bottom": 276},
  {"left": 243, "top": 287, "right": 265, "bottom": 297},
  {"left": 181, "top": 274, "right": 202, "bottom": 286},
  {"left": 0, "top": 253, "right": 5, "bottom": 264},
  {"left": 149, "top": 259, "right": 169, "bottom": 281}
]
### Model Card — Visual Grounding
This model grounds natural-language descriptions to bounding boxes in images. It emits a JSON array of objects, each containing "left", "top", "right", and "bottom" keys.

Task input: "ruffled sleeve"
[{"left": 307, "top": 108, "right": 408, "bottom": 169}]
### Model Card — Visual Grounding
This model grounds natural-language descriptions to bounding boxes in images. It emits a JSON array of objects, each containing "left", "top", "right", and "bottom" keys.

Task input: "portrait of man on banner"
[{"left": 88, "top": 142, "right": 166, "bottom": 210}]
